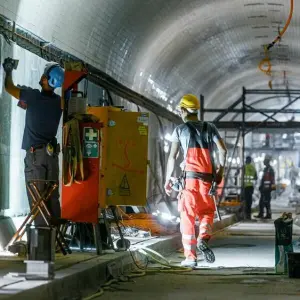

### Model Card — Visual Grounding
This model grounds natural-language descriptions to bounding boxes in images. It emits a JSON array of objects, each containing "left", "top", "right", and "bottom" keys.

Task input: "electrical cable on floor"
[{"left": 82, "top": 245, "right": 193, "bottom": 299}]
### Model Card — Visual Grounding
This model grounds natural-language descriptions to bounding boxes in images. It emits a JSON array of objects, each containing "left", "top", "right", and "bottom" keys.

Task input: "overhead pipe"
[
  {"left": 0, "top": 14, "right": 181, "bottom": 125},
  {"left": 266, "top": 0, "right": 294, "bottom": 51},
  {"left": 258, "top": 0, "right": 294, "bottom": 80}
]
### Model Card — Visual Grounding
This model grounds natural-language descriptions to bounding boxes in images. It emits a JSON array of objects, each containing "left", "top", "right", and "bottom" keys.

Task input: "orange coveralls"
[{"left": 178, "top": 125, "right": 216, "bottom": 261}]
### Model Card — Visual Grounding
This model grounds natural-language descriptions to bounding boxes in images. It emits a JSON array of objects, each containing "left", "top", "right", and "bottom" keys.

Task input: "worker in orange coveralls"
[{"left": 164, "top": 94, "right": 227, "bottom": 268}]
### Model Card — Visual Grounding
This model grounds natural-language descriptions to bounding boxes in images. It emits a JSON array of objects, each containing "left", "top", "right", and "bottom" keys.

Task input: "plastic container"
[
  {"left": 274, "top": 214, "right": 293, "bottom": 274},
  {"left": 26, "top": 225, "right": 56, "bottom": 261},
  {"left": 287, "top": 252, "right": 300, "bottom": 278}
]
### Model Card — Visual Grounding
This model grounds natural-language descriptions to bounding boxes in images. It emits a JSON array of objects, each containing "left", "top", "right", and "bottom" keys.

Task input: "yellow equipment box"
[{"left": 87, "top": 106, "right": 149, "bottom": 208}]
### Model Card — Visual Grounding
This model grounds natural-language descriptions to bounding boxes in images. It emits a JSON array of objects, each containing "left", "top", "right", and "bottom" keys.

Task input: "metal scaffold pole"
[{"left": 241, "top": 88, "right": 246, "bottom": 216}]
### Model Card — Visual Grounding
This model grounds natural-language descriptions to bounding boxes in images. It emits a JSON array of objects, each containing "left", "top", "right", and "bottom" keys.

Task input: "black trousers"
[
  {"left": 258, "top": 191, "right": 271, "bottom": 217},
  {"left": 24, "top": 147, "right": 61, "bottom": 226},
  {"left": 244, "top": 186, "right": 254, "bottom": 219}
]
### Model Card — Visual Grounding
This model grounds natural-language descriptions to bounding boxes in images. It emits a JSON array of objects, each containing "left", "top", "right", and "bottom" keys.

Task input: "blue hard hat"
[{"left": 43, "top": 63, "right": 64, "bottom": 89}]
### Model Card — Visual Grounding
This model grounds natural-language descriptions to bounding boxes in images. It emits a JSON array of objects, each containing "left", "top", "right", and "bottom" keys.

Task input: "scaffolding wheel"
[{"left": 116, "top": 238, "right": 131, "bottom": 250}]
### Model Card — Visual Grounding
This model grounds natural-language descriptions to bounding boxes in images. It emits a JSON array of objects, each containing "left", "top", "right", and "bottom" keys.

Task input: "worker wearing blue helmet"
[{"left": 2, "top": 58, "right": 64, "bottom": 226}]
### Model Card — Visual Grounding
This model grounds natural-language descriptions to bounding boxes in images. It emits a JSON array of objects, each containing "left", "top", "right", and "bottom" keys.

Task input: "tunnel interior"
[
  {"left": 0, "top": 0, "right": 299, "bottom": 298},
  {"left": 0, "top": 0, "right": 298, "bottom": 217}
]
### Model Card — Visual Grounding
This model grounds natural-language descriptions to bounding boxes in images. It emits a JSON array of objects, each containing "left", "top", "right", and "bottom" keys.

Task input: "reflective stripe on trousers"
[
  {"left": 199, "top": 223, "right": 213, "bottom": 237},
  {"left": 179, "top": 178, "right": 215, "bottom": 260}
]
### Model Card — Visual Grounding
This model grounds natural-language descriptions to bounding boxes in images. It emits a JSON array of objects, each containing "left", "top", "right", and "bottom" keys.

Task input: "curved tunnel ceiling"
[{"left": 1, "top": 0, "right": 298, "bottom": 121}]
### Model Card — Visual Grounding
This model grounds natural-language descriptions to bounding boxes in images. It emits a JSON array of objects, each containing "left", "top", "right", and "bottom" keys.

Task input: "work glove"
[
  {"left": 164, "top": 179, "right": 173, "bottom": 196},
  {"left": 2, "top": 57, "right": 18, "bottom": 74}
]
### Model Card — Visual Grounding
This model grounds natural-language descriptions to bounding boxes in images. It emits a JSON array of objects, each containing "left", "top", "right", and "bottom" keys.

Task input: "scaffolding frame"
[{"left": 200, "top": 87, "right": 300, "bottom": 206}]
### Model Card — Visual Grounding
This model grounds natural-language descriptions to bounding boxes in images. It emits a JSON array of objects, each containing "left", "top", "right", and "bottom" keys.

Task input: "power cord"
[
  {"left": 82, "top": 246, "right": 192, "bottom": 299},
  {"left": 258, "top": 0, "right": 294, "bottom": 86}
]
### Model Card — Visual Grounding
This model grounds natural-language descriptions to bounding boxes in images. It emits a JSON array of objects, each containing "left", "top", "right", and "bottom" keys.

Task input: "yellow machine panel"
[{"left": 87, "top": 107, "right": 149, "bottom": 208}]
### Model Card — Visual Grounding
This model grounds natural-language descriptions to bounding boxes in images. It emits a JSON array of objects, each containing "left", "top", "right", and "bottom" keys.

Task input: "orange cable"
[{"left": 258, "top": 0, "right": 294, "bottom": 78}]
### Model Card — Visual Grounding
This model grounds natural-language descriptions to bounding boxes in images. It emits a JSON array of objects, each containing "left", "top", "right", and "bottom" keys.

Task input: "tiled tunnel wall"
[
  {"left": 0, "top": 36, "right": 11, "bottom": 211},
  {"left": 1, "top": 0, "right": 299, "bottom": 117},
  {"left": 0, "top": 36, "right": 178, "bottom": 216},
  {"left": 0, "top": 0, "right": 299, "bottom": 214}
]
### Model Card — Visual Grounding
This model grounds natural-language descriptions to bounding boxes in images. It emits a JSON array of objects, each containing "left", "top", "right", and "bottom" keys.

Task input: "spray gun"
[
  {"left": 208, "top": 181, "right": 221, "bottom": 221},
  {"left": 208, "top": 181, "right": 217, "bottom": 196},
  {"left": 2, "top": 57, "right": 19, "bottom": 73}
]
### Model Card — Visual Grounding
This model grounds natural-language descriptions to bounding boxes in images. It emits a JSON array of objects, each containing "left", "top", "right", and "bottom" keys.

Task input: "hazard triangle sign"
[{"left": 119, "top": 174, "right": 131, "bottom": 196}]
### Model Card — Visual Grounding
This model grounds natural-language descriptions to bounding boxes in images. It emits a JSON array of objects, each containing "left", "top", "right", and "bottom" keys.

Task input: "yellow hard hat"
[{"left": 177, "top": 94, "right": 200, "bottom": 110}]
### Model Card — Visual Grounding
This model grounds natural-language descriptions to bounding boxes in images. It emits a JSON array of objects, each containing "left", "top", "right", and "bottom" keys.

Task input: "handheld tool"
[{"left": 208, "top": 182, "right": 221, "bottom": 221}]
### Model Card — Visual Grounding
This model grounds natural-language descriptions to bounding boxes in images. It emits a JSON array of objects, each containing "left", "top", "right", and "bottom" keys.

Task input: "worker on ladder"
[
  {"left": 2, "top": 58, "right": 64, "bottom": 226},
  {"left": 254, "top": 155, "right": 275, "bottom": 219},
  {"left": 243, "top": 156, "right": 257, "bottom": 220},
  {"left": 164, "top": 94, "right": 227, "bottom": 268}
]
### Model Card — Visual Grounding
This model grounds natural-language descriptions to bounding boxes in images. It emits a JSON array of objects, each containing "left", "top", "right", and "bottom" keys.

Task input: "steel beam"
[
  {"left": 244, "top": 104, "right": 279, "bottom": 123},
  {"left": 245, "top": 96, "right": 300, "bottom": 134},
  {"left": 245, "top": 89, "right": 300, "bottom": 95},
  {"left": 215, "top": 121, "right": 300, "bottom": 130},
  {"left": 241, "top": 95, "right": 246, "bottom": 203},
  {"left": 213, "top": 94, "right": 244, "bottom": 122},
  {"left": 206, "top": 108, "right": 300, "bottom": 113},
  {"left": 244, "top": 147, "right": 300, "bottom": 151},
  {"left": 230, "top": 95, "right": 290, "bottom": 122}
]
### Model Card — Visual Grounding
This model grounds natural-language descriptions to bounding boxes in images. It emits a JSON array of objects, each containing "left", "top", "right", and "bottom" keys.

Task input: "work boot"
[
  {"left": 264, "top": 214, "right": 272, "bottom": 219},
  {"left": 197, "top": 240, "right": 215, "bottom": 263},
  {"left": 254, "top": 214, "right": 263, "bottom": 218},
  {"left": 180, "top": 259, "right": 197, "bottom": 268}
]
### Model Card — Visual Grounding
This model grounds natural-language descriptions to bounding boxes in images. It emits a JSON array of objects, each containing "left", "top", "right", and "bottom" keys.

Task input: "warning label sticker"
[
  {"left": 137, "top": 116, "right": 149, "bottom": 125},
  {"left": 119, "top": 174, "right": 131, "bottom": 196},
  {"left": 138, "top": 126, "right": 148, "bottom": 136}
]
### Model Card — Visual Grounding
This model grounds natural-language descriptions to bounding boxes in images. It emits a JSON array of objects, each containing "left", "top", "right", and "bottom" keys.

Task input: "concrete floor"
[
  {"left": 91, "top": 194, "right": 300, "bottom": 300},
  {"left": 95, "top": 273, "right": 300, "bottom": 300},
  {"left": 93, "top": 228, "right": 300, "bottom": 300},
  {"left": 0, "top": 191, "right": 298, "bottom": 299}
]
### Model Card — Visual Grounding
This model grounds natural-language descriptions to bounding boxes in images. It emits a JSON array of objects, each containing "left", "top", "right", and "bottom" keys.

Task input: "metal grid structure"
[
  {"left": 0, "top": 0, "right": 298, "bottom": 116},
  {"left": 0, "top": 0, "right": 298, "bottom": 214},
  {"left": 201, "top": 87, "right": 300, "bottom": 204}
]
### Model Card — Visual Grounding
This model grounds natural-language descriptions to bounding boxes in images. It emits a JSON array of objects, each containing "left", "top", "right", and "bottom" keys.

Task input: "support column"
[{"left": 241, "top": 89, "right": 246, "bottom": 207}]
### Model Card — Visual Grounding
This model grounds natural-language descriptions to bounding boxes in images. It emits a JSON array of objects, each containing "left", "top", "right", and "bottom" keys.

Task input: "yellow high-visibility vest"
[{"left": 244, "top": 164, "right": 256, "bottom": 187}]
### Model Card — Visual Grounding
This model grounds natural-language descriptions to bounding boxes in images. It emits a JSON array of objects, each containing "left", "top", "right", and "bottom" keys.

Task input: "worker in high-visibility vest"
[{"left": 243, "top": 156, "right": 257, "bottom": 220}]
